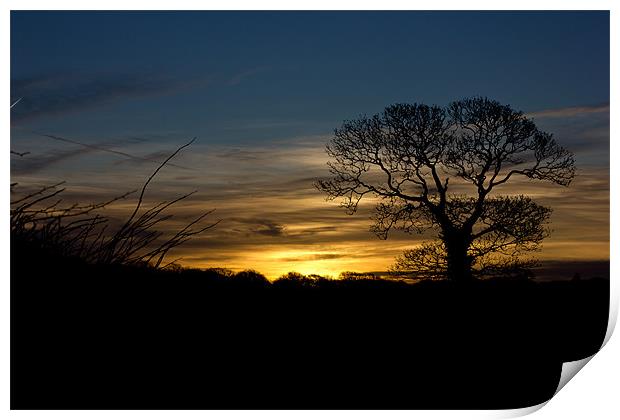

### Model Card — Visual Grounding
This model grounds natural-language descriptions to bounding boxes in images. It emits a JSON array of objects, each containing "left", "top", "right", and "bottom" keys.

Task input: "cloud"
[
  {"left": 11, "top": 136, "right": 147, "bottom": 175},
  {"left": 11, "top": 132, "right": 195, "bottom": 175},
  {"left": 526, "top": 103, "right": 609, "bottom": 119},
  {"left": 229, "top": 218, "right": 287, "bottom": 237},
  {"left": 527, "top": 103, "right": 609, "bottom": 165},
  {"left": 111, "top": 147, "right": 195, "bottom": 170},
  {"left": 281, "top": 253, "right": 344, "bottom": 262},
  {"left": 10, "top": 65, "right": 272, "bottom": 124},
  {"left": 12, "top": 146, "right": 98, "bottom": 176},
  {"left": 214, "top": 148, "right": 269, "bottom": 162},
  {"left": 10, "top": 72, "right": 209, "bottom": 123},
  {"left": 10, "top": 121, "right": 609, "bottom": 279},
  {"left": 251, "top": 220, "right": 286, "bottom": 237}
]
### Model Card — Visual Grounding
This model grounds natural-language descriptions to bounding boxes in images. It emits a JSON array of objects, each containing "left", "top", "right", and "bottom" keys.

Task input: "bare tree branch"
[{"left": 317, "top": 98, "right": 575, "bottom": 281}]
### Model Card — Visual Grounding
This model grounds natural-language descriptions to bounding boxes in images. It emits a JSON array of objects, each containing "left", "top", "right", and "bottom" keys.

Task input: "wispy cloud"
[
  {"left": 11, "top": 136, "right": 143, "bottom": 175},
  {"left": 11, "top": 132, "right": 195, "bottom": 175},
  {"left": 10, "top": 72, "right": 209, "bottom": 123},
  {"left": 12, "top": 146, "right": 101, "bottom": 176},
  {"left": 527, "top": 103, "right": 609, "bottom": 119},
  {"left": 10, "top": 111, "right": 609, "bottom": 279},
  {"left": 229, "top": 218, "right": 287, "bottom": 237},
  {"left": 281, "top": 253, "right": 345, "bottom": 262},
  {"left": 251, "top": 221, "right": 286, "bottom": 237}
]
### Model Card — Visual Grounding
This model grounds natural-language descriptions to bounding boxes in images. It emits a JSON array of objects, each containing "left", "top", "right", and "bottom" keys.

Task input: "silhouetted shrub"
[
  {"left": 200, "top": 267, "right": 235, "bottom": 282},
  {"left": 274, "top": 272, "right": 320, "bottom": 288},
  {"left": 10, "top": 139, "right": 217, "bottom": 269},
  {"left": 230, "top": 269, "right": 270, "bottom": 288}
]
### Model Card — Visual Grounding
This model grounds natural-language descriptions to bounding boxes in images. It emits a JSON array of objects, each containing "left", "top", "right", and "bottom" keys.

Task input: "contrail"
[
  {"left": 10, "top": 97, "right": 23, "bottom": 109},
  {"left": 30, "top": 131, "right": 195, "bottom": 170}
]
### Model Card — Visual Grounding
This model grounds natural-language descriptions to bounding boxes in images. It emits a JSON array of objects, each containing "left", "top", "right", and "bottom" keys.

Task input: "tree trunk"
[{"left": 444, "top": 231, "right": 474, "bottom": 282}]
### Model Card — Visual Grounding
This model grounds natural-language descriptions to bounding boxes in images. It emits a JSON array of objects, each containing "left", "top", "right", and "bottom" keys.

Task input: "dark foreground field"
[{"left": 11, "top": 242, "right": 609, "bottom": 409}]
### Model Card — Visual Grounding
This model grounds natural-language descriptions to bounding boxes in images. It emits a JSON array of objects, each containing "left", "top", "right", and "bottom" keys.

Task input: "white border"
[{"left": 2, "top": 1, "right": 617, "bottom": 419}]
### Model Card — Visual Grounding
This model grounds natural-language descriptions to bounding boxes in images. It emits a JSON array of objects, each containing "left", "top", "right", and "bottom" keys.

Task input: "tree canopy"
[{"left": 316, "top": 97, "right": 575, "bottom": 281}]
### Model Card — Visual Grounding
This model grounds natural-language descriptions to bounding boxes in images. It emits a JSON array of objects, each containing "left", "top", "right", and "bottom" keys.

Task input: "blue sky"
[
  {"left": 11, "top": 11, "right": 609, "bottom": 143},
  {"left": 10, "top": 11, "right": 610, "bottom": 277}
]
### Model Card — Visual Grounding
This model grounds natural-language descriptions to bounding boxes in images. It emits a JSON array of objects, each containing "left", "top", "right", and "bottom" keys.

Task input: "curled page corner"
[
  {"left": 488, "top": 278, "right": 615, "bottom": 419},
  {"left": 554, "top": 355, "right": 595, "bottom": 396},
  {"left": 541, "top": 275, "right": 616, "bottom": 411},
  {"left": 488, "top": 355, "right": 597, "bottom": 419}
]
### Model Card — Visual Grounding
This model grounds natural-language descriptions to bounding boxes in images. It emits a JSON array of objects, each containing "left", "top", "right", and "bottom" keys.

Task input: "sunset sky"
[{"left": 10, "top": 11, "right": 609, "bottom": 279}]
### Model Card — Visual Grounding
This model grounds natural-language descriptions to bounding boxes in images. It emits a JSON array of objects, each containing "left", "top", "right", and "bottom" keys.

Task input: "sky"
[{"left": 10, "top": 11, "right": 610, "bottom": 279}]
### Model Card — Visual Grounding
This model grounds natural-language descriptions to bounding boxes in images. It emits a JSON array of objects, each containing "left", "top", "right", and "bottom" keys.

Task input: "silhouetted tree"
[{"left": 316, "top": 97, "right": 575, "bottom": 281}]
